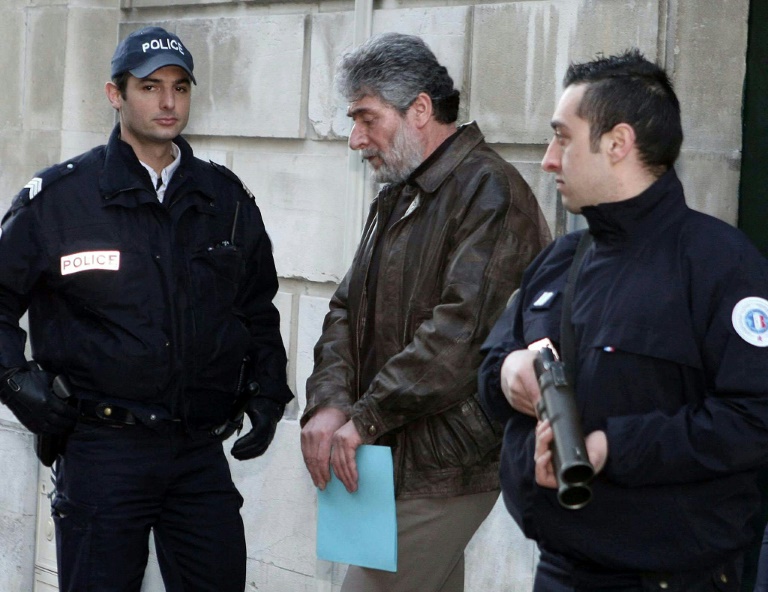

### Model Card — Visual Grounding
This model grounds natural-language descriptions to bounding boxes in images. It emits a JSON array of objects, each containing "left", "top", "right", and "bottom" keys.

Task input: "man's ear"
[
  {"left": 603, "top": 123, "right": 636, "bottom": 164},
  {"left": 105, "top": 81, "right": 122, "bottom": 111},
  {"left": 408, "top": 92, "right": 434, "bottom": 129}
]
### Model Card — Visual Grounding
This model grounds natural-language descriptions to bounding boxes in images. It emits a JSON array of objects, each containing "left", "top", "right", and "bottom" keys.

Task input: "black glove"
[
  {"left": 0, "top": 367, "right": 78, "bottom": 436},
  {"left": 230, "top": 398, "right": 285, "bottom": 461}
]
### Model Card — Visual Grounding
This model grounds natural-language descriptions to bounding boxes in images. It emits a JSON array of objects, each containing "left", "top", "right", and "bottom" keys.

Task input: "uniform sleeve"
[
  {"left": 300, "top": 194, "right": 383, "bottom": 424},
  {"left": 477, "top": 290, "right": 526, "bottom": 424},
  {"left": 0, "top": 194, "right": 46, "bottom": 370},
  {"left": 350, "top": 171, "right": 547, "bottom": 442},
  {"left": 237, "top": 200, "right": 293, "bottom": 405},
  {"left": 603, "top": 240, "right": 768, "bottom": 486}
]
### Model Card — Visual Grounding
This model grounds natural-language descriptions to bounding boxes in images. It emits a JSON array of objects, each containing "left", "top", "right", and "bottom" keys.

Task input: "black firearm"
[
  {"left": 533, "top": 347, "right": 594, "bottom": 509},
  {"left": 36, "top": 375, "right": 73, "bottom": 467}
]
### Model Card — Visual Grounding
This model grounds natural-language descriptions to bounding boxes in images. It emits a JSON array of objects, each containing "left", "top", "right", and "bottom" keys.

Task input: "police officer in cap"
[{"left": 0, "top": 26, "right": 292, "bottom": 591}]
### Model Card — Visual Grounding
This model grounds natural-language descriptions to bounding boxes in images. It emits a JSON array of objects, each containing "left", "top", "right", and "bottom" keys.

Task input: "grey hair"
[{"left": 335, "top": 32, "right": 460, "bottom": 124}]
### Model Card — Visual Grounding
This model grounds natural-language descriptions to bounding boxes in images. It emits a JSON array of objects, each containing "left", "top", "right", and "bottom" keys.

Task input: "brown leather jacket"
[{"left": 302, "top": 122, "right": 550, "bottom": 498}]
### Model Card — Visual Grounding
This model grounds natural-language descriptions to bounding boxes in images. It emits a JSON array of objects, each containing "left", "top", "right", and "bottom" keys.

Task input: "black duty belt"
[{"left": 75, "top": 399, "right": 138, "bottom": 425}]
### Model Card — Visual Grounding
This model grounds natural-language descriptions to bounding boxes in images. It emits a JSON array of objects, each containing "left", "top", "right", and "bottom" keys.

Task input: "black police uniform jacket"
[
  {"left": 0, "top": 125, "right": 291, "bottom": 428},
  {"left": 479, "top": 169, "right": 768, "bottom": 573}
]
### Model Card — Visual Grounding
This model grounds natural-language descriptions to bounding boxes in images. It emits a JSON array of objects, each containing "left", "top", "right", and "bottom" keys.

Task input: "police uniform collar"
[
  {"left": 580, "top": 168, "right": 686, "bottom": 245},
  {"left": 100, "top": 124, "right": 212, "bottom": 202}
]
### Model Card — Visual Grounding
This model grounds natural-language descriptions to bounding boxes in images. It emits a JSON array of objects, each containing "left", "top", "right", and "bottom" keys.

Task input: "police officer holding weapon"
[
  {"left": 479, "top": 49, "right": 768, "bottom": 591},
  {"left": 0, "top": 26, "right": 292, "bottom": 591}
]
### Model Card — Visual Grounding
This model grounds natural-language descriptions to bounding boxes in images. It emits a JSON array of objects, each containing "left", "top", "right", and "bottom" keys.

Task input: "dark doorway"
[
  {"left": 739, "top": 0, "right": 768, "bottom": 258},
  {"left": 739, "top": 8, "right": 768, "bottom": 592}
]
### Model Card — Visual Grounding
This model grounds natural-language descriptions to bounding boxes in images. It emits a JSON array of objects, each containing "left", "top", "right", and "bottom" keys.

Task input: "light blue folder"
[{"left": 316, "top": 444, "right": 397, "bottom": 572}]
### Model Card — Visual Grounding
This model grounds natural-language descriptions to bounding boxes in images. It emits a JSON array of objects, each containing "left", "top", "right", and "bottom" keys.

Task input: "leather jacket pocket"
[{"left": 413, "top": 394, "right": 502, "bottom": 470}]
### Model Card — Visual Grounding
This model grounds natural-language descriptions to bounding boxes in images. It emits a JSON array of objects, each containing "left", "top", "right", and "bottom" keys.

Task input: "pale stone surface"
[
  {"left": 471, "top": 0, "right": 659, "bottom": 144},
  {"left": 0, "top": 9, "right": 24, "bottom": 130},
  {"left": 673, "top": 0, "right": 748, "bottom": 153},
  {"left": 125, "top": 0, "right": 232, "bottom": 6},
  {"left": 34, "top": 568, "right": 59, "bottom": 592},
  {"left": 275, "top": 291, "right": 295, "bottom": 367},
  {"left": 0, "top": 130, "right": 63, "bottom": 210},
  {"left": 230, "top": 421, "right": 318, "bottom": 579},
  {"left": 233, "top": 143, "right": 350, "bottom": 283},
  {"left": 308, "top": 12, "right": 354, "bottom": 140},
  {"left": 676, "top": 151, "right": 741, "bottom": 226},
  {"left": 25, "top": 6, "right": 68, "bottom": 132},
  {"left": 60, "top": 130, "right": 115, "bottom": 162},
  {"left": 34, "top": 467, "right": 57, "bottom": 574},
  {"left": 0, "top": 425, "right": 39, "bottom": 592},
  {"left": 296, "top": 295, "right": 332, "bottom": 414},
  {"left": 466, "top": 497, "right": 538, "bottom": 592},
  {"left": 274, "top": 291, "right": 299, "bottom": 419},
  {"left": 62, "top": 0, "right": 120, "bottom": 5},
  {"left": 62, "top": 7, "right": 119, "bottom": 134},
  {"left": 139, "top": 538, "right": 162, "bottom": 592},
  {"left": 180, "top": 16, "right": 306, "bottom": 139}
]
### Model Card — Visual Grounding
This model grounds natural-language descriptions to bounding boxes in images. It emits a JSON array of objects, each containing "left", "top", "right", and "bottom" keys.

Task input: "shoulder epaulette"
[
  {"left": 14, "top": 160, "right": 79, "bottom": 207},
  {"left": 209, "top": 161, "right": 255, "bottom": 201}
]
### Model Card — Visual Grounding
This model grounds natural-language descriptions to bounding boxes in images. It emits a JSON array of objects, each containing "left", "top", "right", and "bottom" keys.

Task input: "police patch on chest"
[
  {"left": 60, "top": 251, "right": 120, "bottom": 275},
  {"left": 731, "top": 297, "right": 768, "bottom": 347}
]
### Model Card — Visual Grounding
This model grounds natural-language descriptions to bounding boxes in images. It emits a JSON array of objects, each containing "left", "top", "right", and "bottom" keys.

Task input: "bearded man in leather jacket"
[{"left": 300, "top": 32, "right": 550, "bottom": 592}]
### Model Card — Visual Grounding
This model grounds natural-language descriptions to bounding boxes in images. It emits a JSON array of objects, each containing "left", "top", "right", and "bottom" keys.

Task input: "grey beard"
[{"left": 369, "top": 122, "right": 424, "bottom": 184}]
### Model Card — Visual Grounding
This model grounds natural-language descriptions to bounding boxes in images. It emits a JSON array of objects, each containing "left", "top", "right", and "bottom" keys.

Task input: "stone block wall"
[{"left": 0, "top": 1, "right": 749, "bottom": 591}]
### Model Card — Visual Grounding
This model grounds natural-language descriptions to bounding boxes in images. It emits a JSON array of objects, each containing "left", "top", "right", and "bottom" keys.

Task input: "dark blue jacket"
[
  {"left": 479, "top": 169, "right": 768, "bottom": 572},
  {"left": 0, "top": 125, "right": 291, "bottom": 427}
]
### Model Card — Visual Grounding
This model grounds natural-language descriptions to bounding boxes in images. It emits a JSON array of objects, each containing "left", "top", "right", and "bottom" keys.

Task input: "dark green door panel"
[{"left": 740, "top": 0, "right": 768, "bottom": 258}]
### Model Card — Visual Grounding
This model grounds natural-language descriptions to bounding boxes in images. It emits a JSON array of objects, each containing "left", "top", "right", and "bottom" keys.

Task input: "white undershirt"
[{"left": 140, "top": 143, "right": 181, "bottom": 203}]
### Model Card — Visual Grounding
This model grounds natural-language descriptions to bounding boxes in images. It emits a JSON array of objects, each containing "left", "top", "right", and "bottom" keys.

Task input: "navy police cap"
[{"left": 111, "top": 26, "right": 196, "bottom": 84}]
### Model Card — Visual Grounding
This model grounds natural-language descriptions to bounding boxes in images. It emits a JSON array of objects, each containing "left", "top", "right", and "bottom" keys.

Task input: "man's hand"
[
  {"left": 330, "top": 420, "right": 363, "bottom": 493},
  {"left": 230, "top": 398, "right": 285, "bottom": 460},
  {"left": 301, "top": 407, "right": 348, "bottom": 490},
  {"left": 0, "top": 367, "right": 77, "bottom": 435},
  {"left": 534, "top": 419, "right": 608, "bottom": 489},
  {"left": 500, "top": 349, "right": 541, "bottom": 417}
]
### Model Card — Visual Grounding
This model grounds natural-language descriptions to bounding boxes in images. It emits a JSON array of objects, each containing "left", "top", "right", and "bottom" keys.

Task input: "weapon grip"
[
  {"left": 52, "top": 375, "right": 73, "bottom": 400},
  {"left": 37, "top": 375, "right": 74, "bottom": 467}
]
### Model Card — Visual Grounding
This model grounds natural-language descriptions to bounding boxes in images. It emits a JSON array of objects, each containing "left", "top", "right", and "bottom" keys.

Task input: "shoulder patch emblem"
[
  {"left": 731, "top": 297, "right": 768, "bottom": 347},
  {"left": 17, "top": 162, "right": 75, "bottom": 205},
  {"left": 24, "top": 177, "right": 43, "bottom": 200}
]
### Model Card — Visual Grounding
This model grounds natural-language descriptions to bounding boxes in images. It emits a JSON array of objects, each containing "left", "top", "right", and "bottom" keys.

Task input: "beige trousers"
[{"left": 340, "top": 490, "right": 499, "bottom": 592}]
